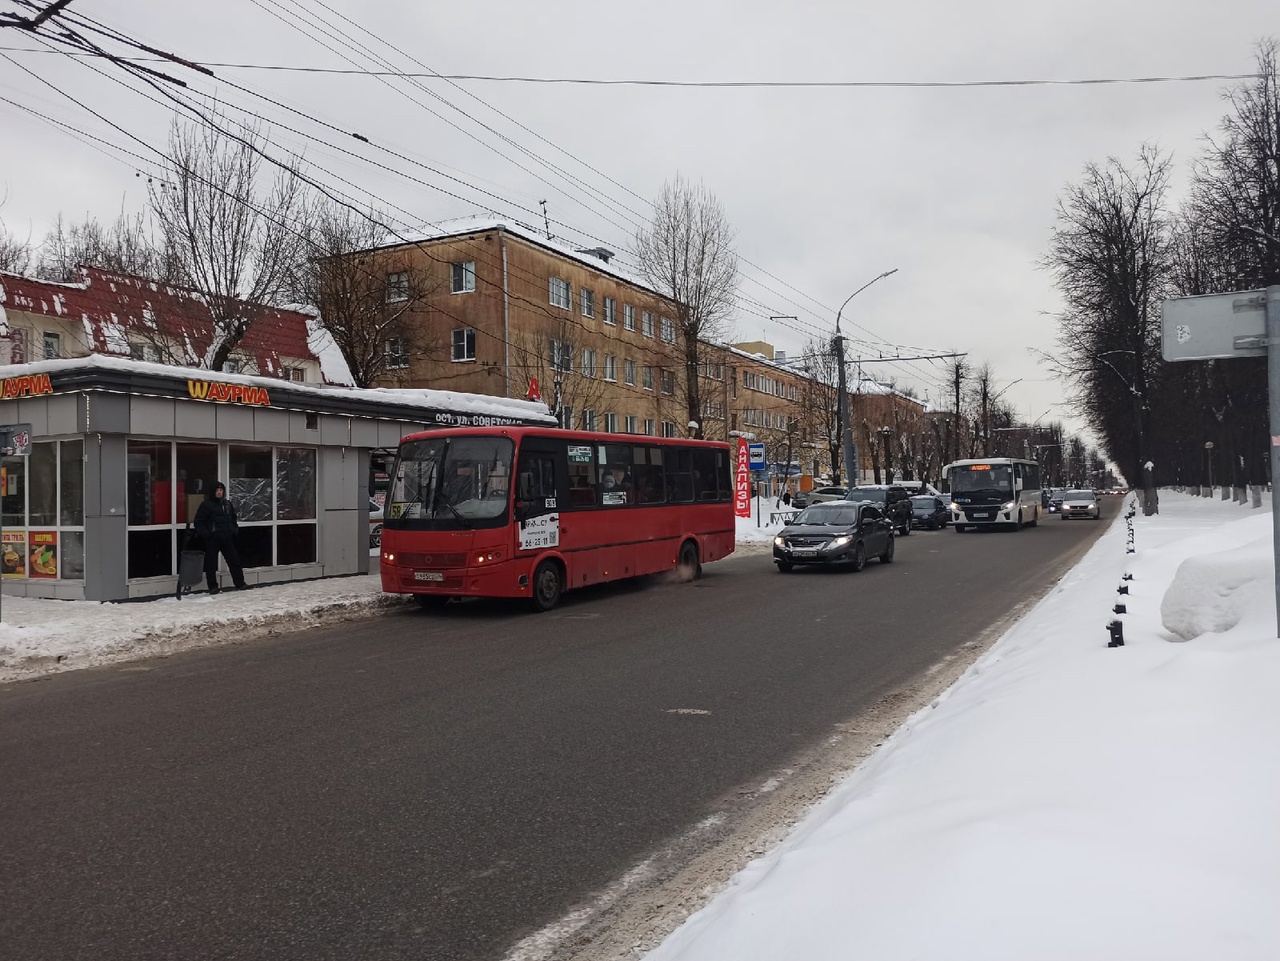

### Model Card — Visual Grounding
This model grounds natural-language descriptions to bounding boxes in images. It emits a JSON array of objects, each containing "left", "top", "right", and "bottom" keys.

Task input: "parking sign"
[{"left": 748, "top": 443, "right": 766, "bottom": 471}]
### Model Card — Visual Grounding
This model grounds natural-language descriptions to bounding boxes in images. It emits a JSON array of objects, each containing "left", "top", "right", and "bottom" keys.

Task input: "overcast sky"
[{"left": 1, "top": 0, "right": 1275, "bottom": 445}]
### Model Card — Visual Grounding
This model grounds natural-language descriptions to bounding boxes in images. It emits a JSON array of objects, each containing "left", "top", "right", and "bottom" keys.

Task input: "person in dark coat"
[{"left": 193, "top": 481, "right": 246, "bottom": 593}]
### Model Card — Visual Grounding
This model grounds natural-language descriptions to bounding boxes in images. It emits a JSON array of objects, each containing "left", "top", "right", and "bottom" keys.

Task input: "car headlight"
[
  {"left": 1001, "top": 501, "right": 1015, "bottom": 512},
  {"left": 774, "top": 536, "right": 786, "bottom": 548},
  {"left": 950, "top": 502, "right": 960, "bottom": 512},
  {"left": 830, "top": 534, "right": 852, "bottom": 547}
]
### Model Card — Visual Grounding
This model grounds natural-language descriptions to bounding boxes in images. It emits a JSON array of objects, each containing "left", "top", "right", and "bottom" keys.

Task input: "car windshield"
[
  {"left": 949, "top": 464, "right": 1014, "bottom": 496},
  {"left": 1066, "top": 490, "right": 1095, "bottom": 499},
  {"left": 911, "top": 496, "right": 938, "bottom": 508},
  {"left": 846, "top": 489, "right": 886, "bottom": 503},
  {"left": 792, "top": 505, "right": 859, "bottom": 526}
]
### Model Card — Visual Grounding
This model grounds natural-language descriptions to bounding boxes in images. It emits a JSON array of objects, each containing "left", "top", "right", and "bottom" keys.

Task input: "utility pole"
[{"left": 834, "top": 331, "right": 853, "bottom": 487}]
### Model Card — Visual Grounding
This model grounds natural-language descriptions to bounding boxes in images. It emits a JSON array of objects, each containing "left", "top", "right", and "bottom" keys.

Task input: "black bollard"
[
  {"left": 1107, "top": 619, "right": 1125, "bottom": 647},
  {"left": 1113, "top": 603, "right": 1127, "bottom": 614},
  {"left": 1117, "top": 584, "right": 1129, "bottom": 594}
]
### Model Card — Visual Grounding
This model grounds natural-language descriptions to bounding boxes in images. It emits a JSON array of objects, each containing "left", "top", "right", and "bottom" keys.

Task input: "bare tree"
[
  {"left": 149, "top": 114, "right": 309, "bottom": 371},
  {"left": 35, "top": 209, "right": 175, "bottom": 283},
  {"left": 507, "top": 316, "right": 611, "bottom": 427},
  {"left": 944, "top": 357, "right": 969, "bottom": 462},
  {"left": 635, "top": 176, "right": 739, "bottom": 438},
  {"left": 798, "top": 339, "right": 842, "bottom": 482},
  {"left": 291, "top": 203, "right": 441, "bottom": 388},
  {"left": 0, "top": 214, "right": 32, "bottom": 274},
  {"left": 1044, "top": 146, "right": 1174, "bottom": 513}
]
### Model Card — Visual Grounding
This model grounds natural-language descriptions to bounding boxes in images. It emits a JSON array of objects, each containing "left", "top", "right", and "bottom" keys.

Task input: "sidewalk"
[{"left": 645, "top": 492, "right": 1280, "bottom": 961}]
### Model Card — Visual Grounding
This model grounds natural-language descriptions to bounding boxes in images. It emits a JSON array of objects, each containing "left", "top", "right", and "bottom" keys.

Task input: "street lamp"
[{"left": 834, "top": 268, "right": 898, "bottom": 486}]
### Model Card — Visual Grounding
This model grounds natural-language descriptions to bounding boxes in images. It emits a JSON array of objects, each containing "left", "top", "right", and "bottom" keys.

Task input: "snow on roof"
[
  {"left": 0, "top": 354, "right": 557, "bottom": 423},
  {"left": 0, "top": 266, "right": 318, "bottom": 372},
  {"left": 391, "top": 216, "right": 669, "bottom": 301}
]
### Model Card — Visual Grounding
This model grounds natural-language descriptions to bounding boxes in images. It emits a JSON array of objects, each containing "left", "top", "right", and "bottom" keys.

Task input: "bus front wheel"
[
  {"left": 531, "top": 560, "right": 564, "bottom": 612},
  {"left": 954, "top": 524, "right": 966, "bottom": 533}
]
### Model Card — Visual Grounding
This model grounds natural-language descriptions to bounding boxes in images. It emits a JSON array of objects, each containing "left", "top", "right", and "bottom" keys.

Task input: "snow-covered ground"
[
  {"left": 3, "top": 493, "right": 1275, "bottom": 959},
  {"left": 646, "top": 491, "right": 1280, "bottom": 961}
]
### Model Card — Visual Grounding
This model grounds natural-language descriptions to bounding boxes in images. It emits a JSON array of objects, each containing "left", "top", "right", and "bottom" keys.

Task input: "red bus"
[{"left": 379, "top": 426, "right": 737, "bottom": 611}]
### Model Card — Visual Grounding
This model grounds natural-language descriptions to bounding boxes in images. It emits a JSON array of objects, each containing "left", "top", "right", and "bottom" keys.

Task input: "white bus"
[{"left": 944, "top": 457, "right": 1042, "bottom": 532}]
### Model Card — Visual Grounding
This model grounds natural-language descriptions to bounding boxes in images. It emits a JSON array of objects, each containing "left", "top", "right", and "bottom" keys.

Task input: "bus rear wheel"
[
  {"left": 678, "top": 541, "right": 702, "bottom": 580},
  {"left": 530, "top": 560, "right": 563, "bottom": 612}
]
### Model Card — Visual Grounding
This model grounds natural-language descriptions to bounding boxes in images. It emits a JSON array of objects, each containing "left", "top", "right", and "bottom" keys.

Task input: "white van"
[{"left": 895, "top": 479, "right": 944, "bottom": 499}]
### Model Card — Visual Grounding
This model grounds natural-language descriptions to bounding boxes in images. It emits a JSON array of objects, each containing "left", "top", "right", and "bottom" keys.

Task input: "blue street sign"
[{"left": 748, "top": 443, "right": 766, "bottom": 471}]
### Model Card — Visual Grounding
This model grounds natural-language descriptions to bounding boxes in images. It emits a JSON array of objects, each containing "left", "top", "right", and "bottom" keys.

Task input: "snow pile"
[
  {"left": 1161, "top": 537, "right": 1273, "bottom": 640},
  {"left": 0, "top": 573, "right": 411, "bottom": 681},
  {"left": 645, "top": 493, "right": 1280, "bottom": 961}
]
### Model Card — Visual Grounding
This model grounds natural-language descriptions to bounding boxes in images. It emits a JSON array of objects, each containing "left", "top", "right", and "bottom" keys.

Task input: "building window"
[
  {"left": 549, "top": 277, "right": 571, "bottom": 309},
  {"left": 451, "top": 328, "right": 476, "bottom": 362},
  {"left": 580, "top": 287, "right": 594, "bottom": 317},
  {"left": 549, "top": 339, "right": 572, "bottom": 373},
  {"left": 386, "top": 271, "right": 409, "bottom": 302},
  {"left": 560, "top": 406, "right": 574, "bottom": 429},
  {"left": 583, "top": 409, "right": 596, "bottom": 431},
  {"left": 701, "top": 362, "right": 724, "bottom": 380},
  {"left": 660, "top": 316, "right": 676, "bottom": 343},
  {"left": 661, "top": 369, "right": 675, "bottom": 394},
  {"left": 643, "top": 366, "right": 654, "bottom": 391},
  {"left": 451, "top": 261, "right": 476, "bottom": 293},
  {"left": 130, "top": 342, "right": 161, "bottom": 363},
  {"left": 42, "top": 331, "right": 61, "bottom": 359},
  {"left": 603, "top": 354, "right": 617, "bottom": 382},
  {"left": 623, "top": 359, "right": 637, "bottom": 386},
  {"left": 625, "top": 415, "right": 638, "bottom": 434},
  {"left": 662, "top": 421, "right": 677, "bottom": 438},
  {"left": 581, "top": 348, "right": 597, "bottom": 379},
  {"left": 386, "top": 338, "right": 410, "bottom": 369},
  {"left": 642, "top": 311, "right": 654, "bottom": 338},
  {"left": 623, "top": 304, "right": 636, "bottom": 331},
  {"left": 224, "top": 358, "right": 242, "bottom": 374},
  {"left": 644, "top": 418, "right": 655, "bottom": 436},
  {"left": 602, "top": 297, "right": 617, "bottom": 326},
  {"left": 283, "top": 367, "right": 305, "bottom": 382},
  {"left": 604, "top": 412, "right": 619, "bottom": 433}
]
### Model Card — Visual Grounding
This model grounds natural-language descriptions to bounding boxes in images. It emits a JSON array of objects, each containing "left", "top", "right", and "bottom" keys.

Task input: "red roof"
[{"left": 0, "top": 265, "right": 316, "bottom": 375}]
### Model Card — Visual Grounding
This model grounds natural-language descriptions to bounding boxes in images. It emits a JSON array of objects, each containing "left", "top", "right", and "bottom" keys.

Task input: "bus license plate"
[
  {"left": 414, "top": 571, "right": 444, "bottom": 582},
  {"left": 973, "top": 512, "right": 991, "bottom": 519}
]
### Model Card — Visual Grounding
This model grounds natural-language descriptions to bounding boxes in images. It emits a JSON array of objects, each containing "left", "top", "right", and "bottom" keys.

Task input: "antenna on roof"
[{"left": 539, "top": 200, "right": 553, "bottom": 241}]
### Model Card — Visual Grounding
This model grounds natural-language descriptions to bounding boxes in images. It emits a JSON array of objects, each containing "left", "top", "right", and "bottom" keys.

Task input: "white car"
[
  {"left": 369, "top": 498, "right": 384, "bottom": 548},
  {"left": 1060, "top": 489, "right": 1100, "bottom": 520}
]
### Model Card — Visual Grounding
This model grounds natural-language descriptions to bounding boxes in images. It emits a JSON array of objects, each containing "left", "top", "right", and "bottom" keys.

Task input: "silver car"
[
  {"left": 1059, "top": 489, "right": 1100, "bottom": 520},
  {"left": 805, "top": 486, "right": 850, "bottom": 505}
]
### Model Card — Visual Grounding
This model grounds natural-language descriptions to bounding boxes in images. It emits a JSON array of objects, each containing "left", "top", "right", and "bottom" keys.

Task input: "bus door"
[{"left": 513, "top": 438, "right": 568, "bottom": 566}]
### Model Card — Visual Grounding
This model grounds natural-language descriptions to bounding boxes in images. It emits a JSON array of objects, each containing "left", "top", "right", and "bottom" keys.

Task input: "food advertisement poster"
[
  {"left": 30, "top": 531, "right": 57, "bottom": 578},
  {"left": 2, "top": 531, "right": 27, "bottom": 578}
]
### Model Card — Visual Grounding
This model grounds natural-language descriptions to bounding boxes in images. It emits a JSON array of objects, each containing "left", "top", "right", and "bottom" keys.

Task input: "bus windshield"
[
  {"left": 387, "top": 435, "right": 514, "bottom": 529},
  {"left": 949, "top": 464, "right": 1014, "bottom": 496}
]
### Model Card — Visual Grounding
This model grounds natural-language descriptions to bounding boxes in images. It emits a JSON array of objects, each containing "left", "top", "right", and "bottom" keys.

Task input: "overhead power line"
[{"left": 0, "top": 47, "right": 1260, "bottom": 87}]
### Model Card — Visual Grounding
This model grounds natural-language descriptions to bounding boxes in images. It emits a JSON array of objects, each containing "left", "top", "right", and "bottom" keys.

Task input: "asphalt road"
[{"left": 0, "top": 500, "right": 1119, "bottom": 961}]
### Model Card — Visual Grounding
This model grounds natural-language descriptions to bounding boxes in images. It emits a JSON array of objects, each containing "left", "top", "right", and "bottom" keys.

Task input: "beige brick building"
[{"left": 361, "top": 217, "right": 930, "bottom": 488}]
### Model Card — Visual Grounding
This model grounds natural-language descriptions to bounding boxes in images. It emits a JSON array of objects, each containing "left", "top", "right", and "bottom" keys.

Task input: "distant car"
[
  {"left": 805, "top": 486, "right": 850, "bottom": 505},
  {"left": 1047, "top": 490, "right": 1066, "bottom": 514},
  {"left": 1060, "top": 489, "right": 1100, "bottom": 520},
  {"left": 773, "top": 501, "right": 895, "bottom": 572},
  {"left": 909, "top": 495, "right": 949, "bottom": 530},
  {"left": 369, "top": 498, "right": 384, "bottom": 548},
  {"left": 845, "top": 485, "right": 913, "bottom": 535}
]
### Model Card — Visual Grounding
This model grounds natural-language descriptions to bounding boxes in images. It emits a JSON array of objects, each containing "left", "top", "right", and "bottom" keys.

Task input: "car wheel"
[
  {"left": 849, "top": 542, "right": 866, "bottom": 572},
  {"left": 678, "top": 540, "right": 702, "bottom": 580},
  {"left": 879, "top": 536, "right": 895, "bottom": 564},
  {"left": 530, "top": 560, "right": 564, "bottom": 612},
  {"left": 899, "top": 521, "right": 910, "bottom": 536},
  {"left": 954, "top": 524, "right": 966, "bottom": 533},
  {"left": 776, "top": 560, "right": 793, "bottom": 573},
  {"left": 370, "top": 525, "right": 382, "bottom": 549}
]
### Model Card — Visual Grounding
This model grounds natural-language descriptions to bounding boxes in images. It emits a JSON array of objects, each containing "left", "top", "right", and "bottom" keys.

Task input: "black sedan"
[
  {"left": 773, "top": 502, "right": 895, "bottom": 573},
  {"left": 909, "top": 495, "right": 949, "bottom": 530}
]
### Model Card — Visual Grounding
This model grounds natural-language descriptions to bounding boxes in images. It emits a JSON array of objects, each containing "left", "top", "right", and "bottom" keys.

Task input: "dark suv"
[{"left": 845, "top": 485, "right": 914, "bottom": 535}]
